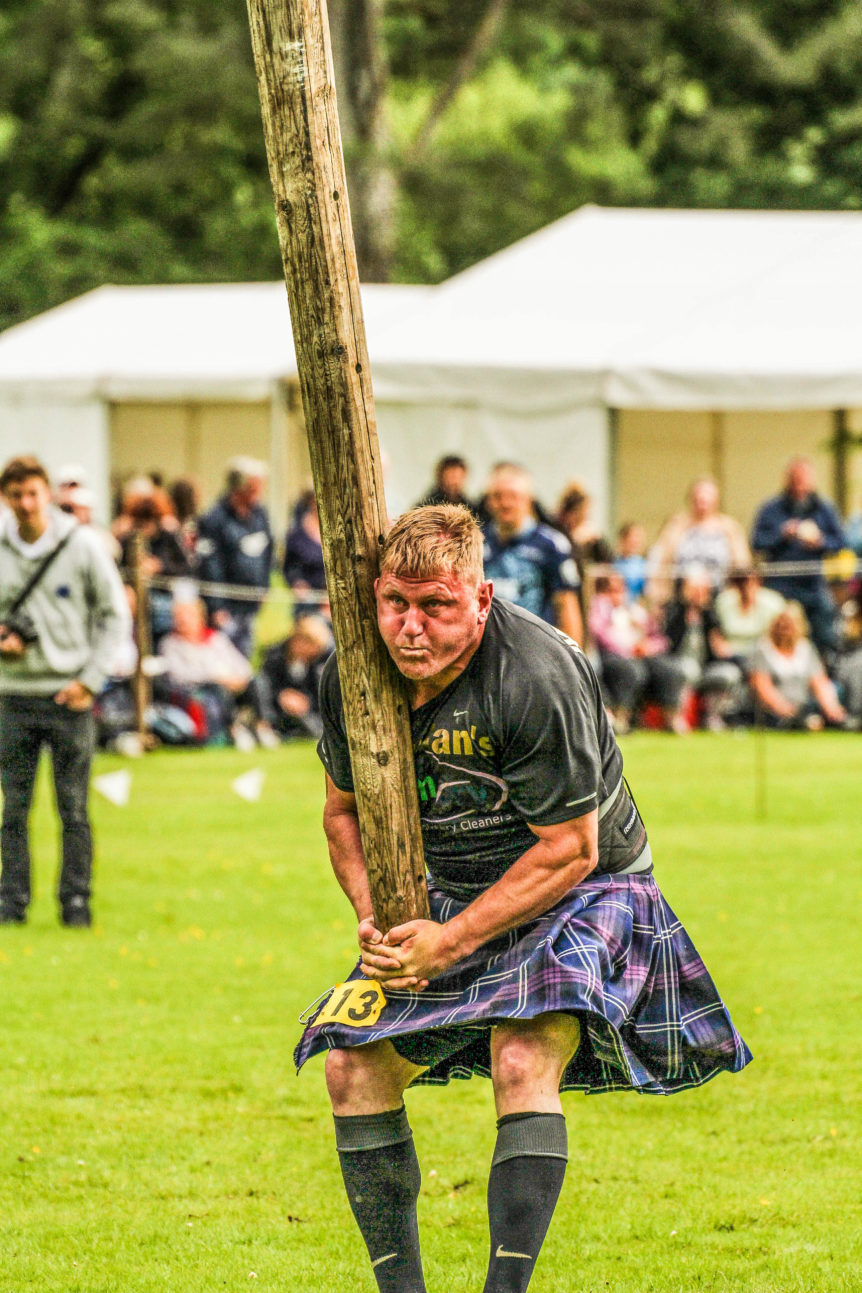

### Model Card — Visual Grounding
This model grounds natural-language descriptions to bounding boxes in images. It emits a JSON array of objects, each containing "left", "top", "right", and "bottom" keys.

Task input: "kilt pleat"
[{"left": 294, "top": 875, "right": 752, "bottom": 1095}]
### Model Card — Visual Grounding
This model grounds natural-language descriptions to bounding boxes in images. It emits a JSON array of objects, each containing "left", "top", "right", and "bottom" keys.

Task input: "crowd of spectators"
[{"left": 11, "top": 447, "right": 862, "bottom": 753}]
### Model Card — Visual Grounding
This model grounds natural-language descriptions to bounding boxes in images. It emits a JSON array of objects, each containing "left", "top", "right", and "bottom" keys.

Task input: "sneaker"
[
  {"left": 0, "top": 902, "right": 26, "bottom": 925},
  {"left": 61, "top": 896, "right": 92, "bottom": 928}
]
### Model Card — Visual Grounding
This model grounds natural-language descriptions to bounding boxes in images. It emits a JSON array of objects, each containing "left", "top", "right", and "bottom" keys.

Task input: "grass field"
[{"left": 0, "top": 732, "right": 859, "bottom": 1292}]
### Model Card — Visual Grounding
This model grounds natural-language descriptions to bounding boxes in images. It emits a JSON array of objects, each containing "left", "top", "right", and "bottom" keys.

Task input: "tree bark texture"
[{"left": 246, "top": 0, "right": 429, "bottom": 930}]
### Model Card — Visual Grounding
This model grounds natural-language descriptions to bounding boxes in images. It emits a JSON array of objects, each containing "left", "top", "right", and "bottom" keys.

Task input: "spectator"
[
  {"left": 648, "top": 477, "right": 751, "bottom": 604},
  {"left": 257, "top": 614, "right": 333, "bottom": 741},
  {"left": 555, "top": 480, "right": 614, "bottom": 581},
  {"left": 283, "top": 491, "right": 329, "bottom": 620},
  {"left": 119, "top": 490, "right": 194, "bottom": 645},
  {"left": 158, "top": 598, "right": 276, "bottom": 748},
  {"left": 663, "top": 570, "right": 743, "bottom": 730},
  {"left": 614, "top": 521, "right": 649, "bottom": 603},
  {"left": 714, "top": 567, "right": 786, "bottom": 664},
  {"left": 589, "top": 572, "right": 687, "bottom": 734},
  {"left": 196, "top": 457, "right": 274, "bottom": 658},
  {"left": 749, "top": 605, "right": 846, "bottom": 729},
  {"left": 482, "top": 464, "right": 584, "bottom": 642},
  {"left": 0, "top": 455, "right": 129, "bottom": 927},
  {"left": 168, "top": 477, "right": 201, "bottom": 562},
  {"left": 750, "top": 456, "right": 845, "bottom": 658},
  {"left": 414, "top": 454, "right": 481, "bottom": 517},
  {"left": 57, "top": 485, "right": 122, "bottom": 563}
]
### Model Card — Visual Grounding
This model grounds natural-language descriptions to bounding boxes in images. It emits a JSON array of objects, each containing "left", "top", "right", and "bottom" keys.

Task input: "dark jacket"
[
  {"left": 196, "top": 497, "right": 273, "bottom": 614},
  {"left": 750, "top": 491, "right": 845, "bottom": 596}
]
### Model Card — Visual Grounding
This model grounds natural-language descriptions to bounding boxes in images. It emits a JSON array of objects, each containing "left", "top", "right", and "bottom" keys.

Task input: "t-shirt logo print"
[{"left": 417, "top": 753, "right": 508, "bottom": 824}]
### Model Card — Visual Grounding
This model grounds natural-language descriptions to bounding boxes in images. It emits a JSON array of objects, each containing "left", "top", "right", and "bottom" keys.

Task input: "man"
[
  {"left": 196, "top": 457, "right": 274, "bottom": 658},
  {"left": 414, "top": 454, "right": 481, "bottom": 518},
  {"left": 750, "top": 456, "right": 845, "bottom": 657},
  {"left": 482, "top": 463, "right": 583, "bottom": 643},
  {"left": 295, "top": 504, "right": 751, "bottom": 1293},
  {"left": 0, "top": 456, "right": 129, "bottom": 927}
]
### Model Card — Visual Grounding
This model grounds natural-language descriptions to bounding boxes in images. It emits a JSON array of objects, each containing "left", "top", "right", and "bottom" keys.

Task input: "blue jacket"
[
  {"left": 750, "top": 490, "right": 845, "bottom": 595},
  {"left": 196, "top": 497, "right": 274, "bottom": 614}
]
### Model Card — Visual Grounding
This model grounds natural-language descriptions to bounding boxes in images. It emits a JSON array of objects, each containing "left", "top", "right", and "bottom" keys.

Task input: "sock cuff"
[
  {"left": 492, "top": 1112, "right": 568, "bottom": 1165},
  {"left": 334, "top": 1104, "right": 413, "bottom": 1153}
]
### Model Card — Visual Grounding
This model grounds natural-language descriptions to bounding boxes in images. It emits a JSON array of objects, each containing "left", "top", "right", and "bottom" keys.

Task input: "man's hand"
[
  {"left": 360, "top": 918, "right": 458, "bottom": 991},
  {"left": 54, "top": 681, "right": 94, "bottom": 711},
  {"left": 279, "top": 687, "right": 311, "bottom": 717},
  {"left": 0, "top": 630, "right": 26, "bottom": 658}
]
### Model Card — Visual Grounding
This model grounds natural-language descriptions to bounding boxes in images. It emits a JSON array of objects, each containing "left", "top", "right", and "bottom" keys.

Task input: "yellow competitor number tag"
[{"left": 316, "top": 980, "right": 387, "bottom": 1029}]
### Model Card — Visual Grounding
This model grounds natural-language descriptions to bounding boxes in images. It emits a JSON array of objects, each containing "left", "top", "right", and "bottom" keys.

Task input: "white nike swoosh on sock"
[
  {"left": 495, "top": 1244, "right": 532, "bottom": 1260},
  {"left": 372, "top": 1252, "right": 398, "bottom": 1268}
]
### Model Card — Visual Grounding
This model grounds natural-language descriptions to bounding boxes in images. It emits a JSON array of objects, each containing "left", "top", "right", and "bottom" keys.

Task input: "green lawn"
[{"left": 0, "top": 733, "right": 859, "bottom": 1292}]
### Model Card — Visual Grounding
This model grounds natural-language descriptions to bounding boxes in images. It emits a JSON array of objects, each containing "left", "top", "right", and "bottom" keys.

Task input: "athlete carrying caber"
[{"left": 295, "top": 503, "right": 751, "bottom": 1293}]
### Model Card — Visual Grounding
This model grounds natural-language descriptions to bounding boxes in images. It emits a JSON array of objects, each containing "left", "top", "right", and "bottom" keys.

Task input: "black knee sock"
[
  {"left": 334, "top": 1106, "right": 426, "bottom": 1293},
  {"left": 482, "top": 1112, "right": 568, "bottom": 1293}
]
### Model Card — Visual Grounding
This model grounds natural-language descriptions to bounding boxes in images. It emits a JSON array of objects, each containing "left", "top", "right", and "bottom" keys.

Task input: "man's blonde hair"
[{"left": 381, "top": 504, "right": 484, "bottom": 586}]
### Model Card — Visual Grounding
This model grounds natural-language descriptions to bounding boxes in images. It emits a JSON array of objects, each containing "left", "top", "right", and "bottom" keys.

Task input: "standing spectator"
[
  {"left": 414, "top": 454, "right": 481, "bottom": 517},
  {"left": 257, "top": 614, "right": 333, "bottom": 741},
  {"left": 614, "top": 521, "right": 649, "bottom": 603},
  {"left": 663, "top": 571, "right": 743, "bottom": 730},
  {"left": 0, "top": 456, "right": 129, "bottom": 927},
  {"left": 283, "top": 491, "right": 329, "bottom": 620},
  {"left": 749, "top": 606, "right": 846, "bottom": 729},
  {"left": 750, "top": 456, "right": 846, "bottom": 659},
  {"left": 648, "top": 477, "right": 751, "bottom": 605},
  {"left": 168, "top": 477, "right": 201, "bottom": 563},
  {"left": 119, "top": 489, "right": 194, "bottom": 644},
  {"left": 482, "top": 463, "right": 583, "bottom": 643},
  {"left": 588, "top": 573, "right": 686, "bottom": 734},
  {"left": 555, "top": 480, "right": 614, "bottom": 578},
  {"left": 196, "top": 458, "right": 274, "bottom": 658}
]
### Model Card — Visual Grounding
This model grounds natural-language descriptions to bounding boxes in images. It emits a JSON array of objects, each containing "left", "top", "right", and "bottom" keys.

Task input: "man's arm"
[
  {"left": 552, "top": 589, "right": 584, "bottom": 645},
  {"left": 361, "top": 810, "right": 598, "bottom": 989}
]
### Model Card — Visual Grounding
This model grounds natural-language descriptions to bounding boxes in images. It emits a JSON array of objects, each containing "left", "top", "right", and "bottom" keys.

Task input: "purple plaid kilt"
[{"left": 294, "top": 875, "right": 752, "bottom": 1095}]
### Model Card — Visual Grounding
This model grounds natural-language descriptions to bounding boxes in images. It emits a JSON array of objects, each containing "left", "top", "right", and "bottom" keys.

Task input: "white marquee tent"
[{"left": 1, "top": 206, "right": 861, "bottom": 532}]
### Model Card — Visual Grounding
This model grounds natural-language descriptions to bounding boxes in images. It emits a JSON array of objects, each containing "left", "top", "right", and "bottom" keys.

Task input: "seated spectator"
[
  {"left": 283, "top": 491, "right": 329, "bottom": 620},
  {"left": 714, "top": 568, "right": 786, "bottom": 664},
  {"left": 648, "top": 477, "right": 751, "bottom": 605},
  {"left": 749, "top": 605, "right": 847, "bottom": 730},
  {"left": 614, "top": 521, "right": 649, "bottom": 603},
  {"left": 257, "top": 614, "right": 333, "bottom": 741},
  {"left": 555, "top": 480, "right": 615, "bottom": 588},
  {"left": 158, "top": 598, "right": 276, "bottom": 747},
  {"left": 588, "top": 573, "right": 687, "bottom": 734},
  {"left": 834, "top": 595, "right": 862, "bottom": 726},
  {"left": 663, "top": 570, "right": 743, "bottom": 731}
]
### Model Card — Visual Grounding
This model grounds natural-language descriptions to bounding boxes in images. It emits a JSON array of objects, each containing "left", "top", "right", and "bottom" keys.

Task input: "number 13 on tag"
[{"left": 316, "top": 980, "right": 387, "bottom": 1028}]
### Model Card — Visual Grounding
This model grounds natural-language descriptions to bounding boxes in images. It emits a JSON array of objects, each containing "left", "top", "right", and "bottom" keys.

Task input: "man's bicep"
[
  {"left": 527, "top": 810, "right": 598, "bottom": 866},
  {"left": 324, "top": 773, "right": 357, "bottom": 817}
]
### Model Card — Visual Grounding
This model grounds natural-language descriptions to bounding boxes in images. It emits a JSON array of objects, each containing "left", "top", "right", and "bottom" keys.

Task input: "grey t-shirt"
[{"left": 318, "top": 599, "right": 643, "bottom": 898}]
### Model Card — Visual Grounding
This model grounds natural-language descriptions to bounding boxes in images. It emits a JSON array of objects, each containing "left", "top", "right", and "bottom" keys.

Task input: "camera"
[{"left": 0, "top": 611, "right": 39, "bottom": 645}]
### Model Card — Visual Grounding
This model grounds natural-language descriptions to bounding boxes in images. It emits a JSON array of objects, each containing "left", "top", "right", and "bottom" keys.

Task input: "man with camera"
[{"left": 0, "top": 456, "right": 129, "bottom": 927}]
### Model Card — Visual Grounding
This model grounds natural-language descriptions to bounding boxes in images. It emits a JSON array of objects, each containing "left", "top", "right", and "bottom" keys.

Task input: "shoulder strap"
[{"left": 7, "top": 528, "right": 77, "bottom": 618}]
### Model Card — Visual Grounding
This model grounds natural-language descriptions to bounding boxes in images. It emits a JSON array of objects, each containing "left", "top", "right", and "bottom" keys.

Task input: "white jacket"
[{"left": 0, "top": 509, "right": 130, "bottom": 696}]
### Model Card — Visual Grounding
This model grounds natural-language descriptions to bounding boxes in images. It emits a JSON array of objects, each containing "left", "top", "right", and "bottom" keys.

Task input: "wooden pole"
[{"left": 246, "top": 0, "right": 429, "bottom": 930}]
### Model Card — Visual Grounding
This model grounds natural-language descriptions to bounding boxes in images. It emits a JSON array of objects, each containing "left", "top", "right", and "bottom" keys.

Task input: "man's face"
[
  {"left": 375, "top": 570, "right": 492, "bottom": 685},
  {"left": 485, "top": 475, "right": 532, "bottom": 532},
  {"left": 438, "top": 465, "right": 466, "bottom": 498},
  {"left": 235, "top": 476, "right": 265, "bottom": 509},
  {"left": 786, "top": 461, "right": 814, "bottom": 499},
  {"left": 3, "top": 476, "right": 52, "bottom": 533}
]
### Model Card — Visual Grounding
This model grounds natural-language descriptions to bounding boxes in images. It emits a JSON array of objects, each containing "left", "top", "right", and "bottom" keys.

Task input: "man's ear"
[{"left": 373, "top": 577, "right": 380, "bottom": 595}]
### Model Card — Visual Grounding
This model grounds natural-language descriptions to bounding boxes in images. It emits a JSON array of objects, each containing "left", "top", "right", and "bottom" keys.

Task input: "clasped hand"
[{"left": 358, "top": 916, "right": 456, "bottom": 992}]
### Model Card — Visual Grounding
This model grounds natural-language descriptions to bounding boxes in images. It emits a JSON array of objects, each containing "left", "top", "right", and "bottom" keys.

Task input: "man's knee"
[
  {"left": 491, "top": 1015, "right": 581, "bottom": 1094},
  {"left": 325, "top": 1041, "right": 417, "bottom": 1114}
]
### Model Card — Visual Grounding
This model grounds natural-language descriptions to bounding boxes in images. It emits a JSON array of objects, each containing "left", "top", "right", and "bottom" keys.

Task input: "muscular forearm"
[
  {"left": 323, "top": 800, "right": 374, "bottom": 921},
  {"left": 441, "top": 838, "right": 596, "bottom": 962}
]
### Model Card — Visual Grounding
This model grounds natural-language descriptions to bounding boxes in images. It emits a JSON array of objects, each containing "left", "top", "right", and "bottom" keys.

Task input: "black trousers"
[{"left": 0, "top": 695, "right": 95, "bottom": 913}]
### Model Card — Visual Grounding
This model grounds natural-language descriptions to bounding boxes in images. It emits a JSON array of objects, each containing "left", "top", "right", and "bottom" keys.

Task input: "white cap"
[{"left": 57, "top": 462, "right": 88, "bottom": 487}]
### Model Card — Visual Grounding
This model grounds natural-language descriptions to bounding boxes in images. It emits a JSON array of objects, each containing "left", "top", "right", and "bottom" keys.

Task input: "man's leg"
[
  {"left": 327, "top": 1040, "right": 427, "bottom": 1293},
  {"left": 483, "top": 1012, "right": 581, "bottom": 1293},
  {"left": 0, "top": 698, "right": 43, "bottom": 920},
  {"left": 47, "top": 706, "right": 95, "bottom": 924}
]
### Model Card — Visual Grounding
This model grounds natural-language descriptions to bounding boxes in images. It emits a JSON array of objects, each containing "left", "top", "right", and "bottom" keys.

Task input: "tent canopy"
[{"left": 372, "top": 206, "right": 862, "bottom": 411}]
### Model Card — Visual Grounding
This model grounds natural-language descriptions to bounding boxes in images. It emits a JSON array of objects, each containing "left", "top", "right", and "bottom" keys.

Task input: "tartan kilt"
[{"left": 294, "top": 875, "right": 752, "bottom": 1095}]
